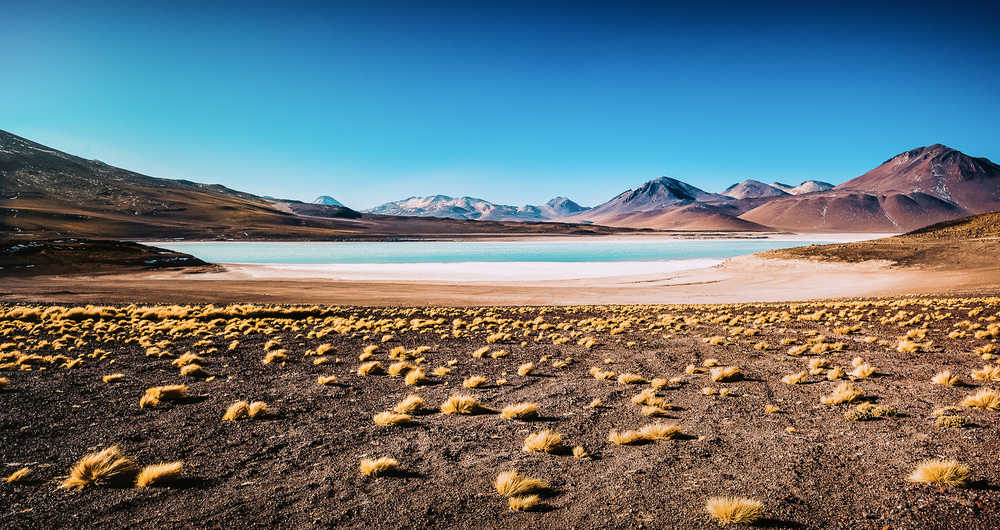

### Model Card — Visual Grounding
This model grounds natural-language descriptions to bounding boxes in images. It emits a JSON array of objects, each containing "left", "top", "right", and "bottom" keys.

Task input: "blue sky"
[{"left": 2, "top": 2, "right": 998, "bottom": 209}]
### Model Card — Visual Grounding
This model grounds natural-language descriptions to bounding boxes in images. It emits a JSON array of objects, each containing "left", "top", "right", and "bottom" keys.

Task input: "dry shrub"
[
  {"left": 508, "top": 495, "right": 541, "bottom": 512},
  {"left": 262, "top": 350, "right": 286, "bottom": 364},
  {"left": 171, "top": 352, "right": 204, "bottom": 367},
  {"left": 180, "top": 364, "right": 208, "bottom": 377},
  {"left": 844, "top": 402, "right": 897, "bottom": 421},
  {"left": 404, "top": 368, "right": 427, "bottom": 386},
  {"left": 394, "top": 394, "right": 425, "bottom": 414},
  {"left": 317, "top": 375, "right": 338, "bottom": 385},
  {"left": 248, "top": 401, "right": 268, "bottom": 418},
  {"left": 387, "top": 361, "right": 414, "bottom": 377},
  {"left": 223, "top": 401, "right": 249, "bottom": 421},
  {"left": 432, "top": 366, "right": 451, "bottom": 376},
  {"left": 960, "top": 388, "right": 1000, "bottom": 409},
  {"left": 849, "top": 363, "right": 875, "bottom": 379},
  {"left": 502, "top": 402, "right": 539, "bottom": 420},
  {"left": 494, "top": 469, "right": 548, "bottom": 496},
  {"left": 359, "top": 457, "right": 398, "bottom": 477},
  {"left": 820, "top": 382, "right": 862, "bottom": 405},
  {"left": 705, "top": 496, "right": 763, "bottom": 525},
  {"left": 710, "top": 366, "right": 741, "bottom": 382},
  {"left": 135, "top": 462, "right": 183, "bottom": 488},
  {"left": 59, "top": 446, "right": 138, "bottom": 490},
  {"left": 522, "top": 430, "right": 563, "bottom": 453},
  {"left": 139, "top": 384, "right": 188, "bottom": 408},
  {"left": 826, "top": 366, "right": 845, "bottom": 380},
  {"left": 572, "top": 446, "right": 589, "bottom": 459},
  {"left": 357, "top": 361, "right": 385, "bottom": 376},
  {"left": 907, "top": 459, "right": 971, "bottom": 486},
  {"left": 617, "top": 373, "right": 646, "bottom": 384},
  {"left": 102, "top": 373, "right": 124, "bottom": 383},
  {"left": 440, "top": 394, "right": 490, "bottom": 415},
  {"left": 935, "top": 415, "right": 969, "bottom": 428},
  {"left": 931, "top": 371, "right": 959, "bottom": 386},
  {"left": 971, "top": 365, "right": 1000, "bottom": 381},
  {"left": 781, "top": 371, "right": 808, "bottom": 385},
  {"left": 637, "top": 422, "right": 682, "bottom": 440},
  {"left": 517, "top": 363, "right": 534, "bottom": 376},
  {"left": 463, "top": 375, "right": 488, "bottom": 388},
  {"left": 373, "top": 411, "right": 413, "bottom": 426}
]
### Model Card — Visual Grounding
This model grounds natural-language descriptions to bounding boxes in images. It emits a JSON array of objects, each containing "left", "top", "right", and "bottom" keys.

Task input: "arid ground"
[{"left": 1, "top": 300, "right": 999, "bottom": 528}]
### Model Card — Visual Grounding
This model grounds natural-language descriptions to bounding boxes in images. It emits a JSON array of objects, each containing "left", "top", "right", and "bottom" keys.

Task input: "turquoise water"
[{"left": 156, "top": 239, "right": 842, "bottom": 264}]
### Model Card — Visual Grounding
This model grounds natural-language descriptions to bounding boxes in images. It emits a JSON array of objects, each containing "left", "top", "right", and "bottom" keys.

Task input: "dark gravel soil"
[{"left": 1, "top": 299, "right": 999, "bottom": 529}]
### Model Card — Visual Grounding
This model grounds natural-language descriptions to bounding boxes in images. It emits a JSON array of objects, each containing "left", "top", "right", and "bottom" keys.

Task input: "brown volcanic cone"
[{"left": 740, "top": 144, "right": 1000, "bottom": 232}]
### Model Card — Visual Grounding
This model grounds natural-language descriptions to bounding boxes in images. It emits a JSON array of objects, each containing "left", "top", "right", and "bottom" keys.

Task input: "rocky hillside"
[{"left": 365, "top": 195, "right": 589, "bottom": 221}]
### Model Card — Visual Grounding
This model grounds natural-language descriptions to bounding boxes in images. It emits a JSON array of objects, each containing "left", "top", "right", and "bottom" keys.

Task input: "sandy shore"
[{"left": 3, "top": 254, "right": 997, "bottom": 305}]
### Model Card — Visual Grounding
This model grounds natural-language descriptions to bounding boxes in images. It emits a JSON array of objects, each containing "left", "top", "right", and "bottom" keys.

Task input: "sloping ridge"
[{"left": 740, "top": 144, "right": 1000, "bottom": 232}]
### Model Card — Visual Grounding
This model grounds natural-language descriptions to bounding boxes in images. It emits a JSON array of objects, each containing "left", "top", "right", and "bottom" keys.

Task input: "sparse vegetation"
[{"left": 705, "top": 496, "right": 764, "bottom": 525}]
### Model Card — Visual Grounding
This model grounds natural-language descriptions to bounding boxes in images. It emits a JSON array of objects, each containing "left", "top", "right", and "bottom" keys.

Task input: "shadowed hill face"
[{"left": 0, "top": 130, "right": 633, "bottom": 239}]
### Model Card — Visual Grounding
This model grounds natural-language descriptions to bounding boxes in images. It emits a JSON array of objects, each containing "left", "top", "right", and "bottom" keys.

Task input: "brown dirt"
[
  {"left": 0, "top": 239, "right": 211, "bottom": 276},
  {"left": 1, "top": 300, "right": 999, "bottom": 528}
]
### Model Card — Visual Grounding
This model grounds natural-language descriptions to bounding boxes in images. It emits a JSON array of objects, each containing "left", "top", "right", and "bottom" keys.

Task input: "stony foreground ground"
[{"left": 1, "top": 299, "right": 999, "bottom": 528}]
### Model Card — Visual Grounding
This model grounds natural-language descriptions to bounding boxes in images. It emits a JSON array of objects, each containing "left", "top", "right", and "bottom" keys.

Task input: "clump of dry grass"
[
  {"left": 764, "top": 404, "right": 781, "bottom": 414},
  {"left": 522, "top": 430, "right": 563, "bottom": 453},
  {"left": 710, "top": 366, "right": 741, "bottom": 382},
  {"left": 262, "top": 350, "right": 287, "bottom": 365},
  {"left": 820, "top": 382, "right": 862, "bottom": 405},
  {"left": 638, "top": 422, "right": 682, "bottom": 440},
  {"left": 617, "top": 373, "right": 646, "bottom": 384},
  {"left": 317, "top": 375, "right": 338, "bottom": 385},
  {"left": 907, "top": 459, "right": 971, "bottom": 486},
  {"left": 517, "top": 363, "right": 534, "bottom": 376},
  {"left": 432, "top": 366, "right": 451, "bottom": 376},
  {"left": 249, "top": 401, "right": 268, "bottom": 418},
  {"left": 359, "top": 457, "right": 398, "bottom": 477},
  {"left": 508, "top": 494, "right": 541, "bottom": 512},
  {"left": 844, "top": 402, "right": 897, "bottom": 421},
  {"left": 135, "top": 462, "right": 183, "bottom": 488},
  {"left": 5, "top": 467, "right": 30, "bottom": 483},
  {"left": 463, "top": 375, "right": 488, "bottom": 388},
  {"left": 394, "top": 394, "right": 425, "bottom": 414},
  {"left": 440, "top": 394, "right": 491, "bottom": 415},
  {"left": 572, "top": 446, "right": 589, "bottom": 459},
  {"left": 959, "top": 388, "right": 1000, "bottom": 409},
  {"left": 849, "top": 362, "right": 875, "bottom": 379},
  {"left": 139, "top": 384, "right": 188, "bottom": 408},
  {"left": 102, "top": 373, "right": 124, "bottom": 383},
  {"left": 404, "top": 368, "right": 427, "bottom": 386},
  {"left": 971, "top": 365, "right": 1000, "bottom": 381},
  {"left": 374, "top": 411, "right": 413, "bottom": 426},
  {"left": 502, "top": 402, "right": 539, "bottom": 420},
  {"left": 59, "top": 446, "right": 138, "bottom": 490},
  {"left": 931, "top": 370, "right": 959, "bottom": 386},
  {"left": 172, "top": 352, "right": 204, "bottom": 367},
  {"left": 358, "top": 361, "right": 385, "bottom": 376},
  {"left": 781, "top": 371, "right": 808, "bottom": 385},
  {"left": 589, "top": 367, "right": 615, "bottom": 379},
  {"left": 387, "top": 361, "right": 414, "bottom": 377},
  {"left": 705, "top": 496, "right": 763, "bottom": 525},
  {"left": 223, "top": 401, "right": 249, "bottom": 421},
  {"left": 494, "top": 469, "right": 549, "bottom": 496},
  {"left": 827, "top": 366, "right": 845, "bottom": 380},
  {"left": 180, "top": 364, "right": 208, "bottom": 377}
]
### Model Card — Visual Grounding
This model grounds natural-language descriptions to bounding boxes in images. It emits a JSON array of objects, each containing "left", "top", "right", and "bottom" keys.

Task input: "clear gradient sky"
[{"left": 3, "top": 2, "right": 998, "bottom": 209}]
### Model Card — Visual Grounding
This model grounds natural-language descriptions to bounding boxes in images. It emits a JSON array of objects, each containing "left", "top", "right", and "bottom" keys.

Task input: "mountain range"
[{"left": 2, "top": 127, "right": 997, "bottom": 236}]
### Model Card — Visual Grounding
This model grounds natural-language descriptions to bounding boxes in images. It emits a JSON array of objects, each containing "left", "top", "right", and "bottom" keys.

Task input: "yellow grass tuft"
[
  {"left": 317, "top": 375, "right": 338, "bottom": 385},
  {"left": 358, "top": 361, "right": 385, "bottom": 376},
  {"left": 572, "top": 446, "right": 589, "bottom": 459},
  {"left": 931, "top": 370, "right": 959, "bottom": 386},
  {"left": 59, "top": 445, "right": 138, "bottom": 490},
  {"left": 432, "top": 366, "right": 451, "bottom": 376},
  {"left": 373, "top": 411, "right": 413, "bottom": 426},
  {"left": 935, "top": 415, "right": 969, "bottom": 428},
  {"left": 907, "top": 459, "right": 971, "bottom": 486},
  {"left": 223, "top": 401, "right": 249, "bottom": 421},
  {"left": 959, "top": 388, "right": 1000, "bottom": 409},
  {"left": 359, "top": 457, "right": 398, "bottom": 477},
  {"left": 472, "top": 346, "right": 489, "bottom": 358},
  {"left": 248, "top": 401, "right": 268, "bottom": 418},
  {"left": 135, "top": 462, "right": 183, "bottom": 488},
  {"left": 393, "top": 394, "right": 426, "bottom": 414},
  {"left": 139, "top": 384, "right": 188, "bottom": 408},
  {"left": 387, "top": 361, "right": 414, "bottom": 377},
  {"left": 710, "top": 366, "right": 741, "bottom": 382},
  {"left": 404, "top": 368, "right": 428, "bottom": 386},
  {"left": 172, "top": 352, "right": 204, "bottom": 367},
  {"left": 180, "top": 363, "right": 208, "bottom": 377},
  {"left": 6, "top": 467, "right": 30, "bottom": 483},
  {"left": 102, "top": 373, "right": 124, "bottom": 383},
  {"left": 517, "top": 363, "right": 534, "bottom": 376},
  {"left": 705, "top": 496, "right": 764, "bottom": 525},
  {"left": 508, "top": 494, "right": 542, "bottom": 512},
  {"left": 463, "top": 375, "right": 488, "bottom": 388},
  {"left": 637, "top": 422, "right": 682, "bottom": 440},
  {"left": 494, "top": 469, "right": 548, "bottom": 496},
  {"left": 440, "top": 393, "right": 490, "bottom": 414},
  {"left": 971, "top": 364, "right": 1000, "bottom": 381},
  {"left": 262, "top": 350, "right": 286, "bottom": 364},
  {"left": 589, "top": 367, "right": 615, "bottom": 379},
  {"left": 502, "top": 402, "right": 539, "bottom": 420},
  {"left": 781, "top": 371, "right": 808, "bottom": 385},
  {"left": 764, "top": 404, "right": 780, "bottom": 414},
  {"left": 826, "top": 366, "right": 845, "bottom": 380},
  {"left": 650, "top": 377, "right": 669, "bottom": 390},
  {"left": 849, "top": 363, "right": 875, "bottom": 379},
  {"left": 588, "top": 399, "right": 602, "bottom": 408},
  {"left": 820, "top": 382, "right": 862, "bottom": 405},
  {"left": 617, "top": 373, "right": 646, "bottom": 384},
  {"left": 522, "top": 430, "right": 563, "bottom": 453}
]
